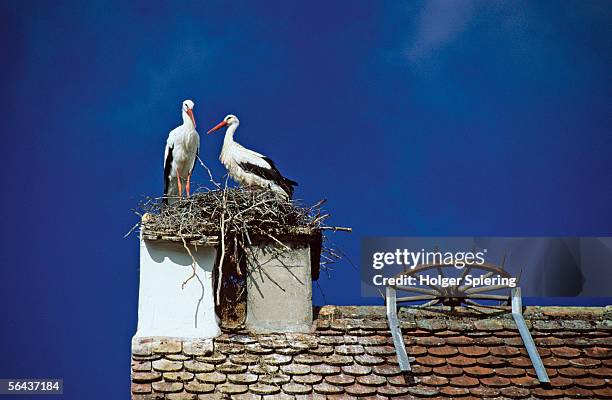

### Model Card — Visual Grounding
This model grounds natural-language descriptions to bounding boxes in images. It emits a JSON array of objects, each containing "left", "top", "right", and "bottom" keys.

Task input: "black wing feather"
[
  {"left": 239, "top": 156, "right": 298, "bottom": 198},
  {"left": 163, "top": 145, "right": 174, "bottom": 204}
]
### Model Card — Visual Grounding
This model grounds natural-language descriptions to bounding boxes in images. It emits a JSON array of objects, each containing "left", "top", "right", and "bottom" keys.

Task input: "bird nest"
[
  {"left": 132, "top": 187, "right": 347, "bottom": 329},
  {"left": 139, "top": 187, "right": 325, "bottom": 241}
]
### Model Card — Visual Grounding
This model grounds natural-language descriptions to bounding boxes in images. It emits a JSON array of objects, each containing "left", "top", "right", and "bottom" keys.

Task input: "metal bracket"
[
  {"left": 385, "top": 287, "right": 411, "bottom": 372},
  {"left": 511, "top": 287, "right": 550, "bottom": 383}
]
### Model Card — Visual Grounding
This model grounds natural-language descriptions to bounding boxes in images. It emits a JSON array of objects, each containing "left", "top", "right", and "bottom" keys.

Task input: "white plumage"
[
  {"left": 207, "top": 114, "right": 298, "bottom": 199},
  {"left": 163, "top": 100, "right": 200, "bottom": 204}
]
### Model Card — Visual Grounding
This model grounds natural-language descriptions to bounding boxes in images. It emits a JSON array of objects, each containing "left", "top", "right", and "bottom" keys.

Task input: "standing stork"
[
  {"left": 163, "top": 100, "right": 200, "bottom": 204},
  {"left": 207, "top": 114, "right": 298, "bottom": 199}
]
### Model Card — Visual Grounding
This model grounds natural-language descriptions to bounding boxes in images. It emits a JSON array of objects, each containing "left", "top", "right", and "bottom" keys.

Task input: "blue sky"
[{"left": 0, "top": 1, "right": 611, "bottom": 398}]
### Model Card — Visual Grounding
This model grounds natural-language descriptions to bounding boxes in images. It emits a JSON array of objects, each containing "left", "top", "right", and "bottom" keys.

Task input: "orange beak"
[
  {"left": 207, "top": 120, "right": 227, "bottom": 134},
  {"left": 186, "top": 108, "right": 196, "bottom": 128}
]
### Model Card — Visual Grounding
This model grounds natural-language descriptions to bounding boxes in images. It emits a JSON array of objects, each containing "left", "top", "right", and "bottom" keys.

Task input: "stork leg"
[
  {"left": 176, "top": 172, "right": 183, "bottom": 199},
  {"left": 186, "top": 175, "right": 191, "bottom": 198}
]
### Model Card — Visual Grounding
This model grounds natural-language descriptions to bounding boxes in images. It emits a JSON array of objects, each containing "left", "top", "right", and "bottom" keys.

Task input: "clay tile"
[
  {"left": 447, "top": 355, "right": 477, "bottom": 367},
  {"left": 244, "top": 344, "right": 273, "bottom": 355},
  {"left": 535, "top": 337, "right": 565, "bottom": 347},
  {"left": 590, "top": 366, "right": 612, "bottom": 378},
  {"left": 446, "top": 320, "right": 475, "bottom": 332},
  {"left": 249, "top": 383, "right": 281, "bottom": 395},
  {"left": 355, "top": 354, "right": 385, "bottom": 366},
  {"left": 480, "top": 376, "right": 512, "bottom": 388},
  {"left": 495, "top": 367, "right": 525, "bottom": 378},
  {"left": 584, "top": 346, "right": 612, "bottom": 359},
  {"left": 476, "top": 355, "right": 506, "bottom": 367},
  {"left": 132, "top": 383, "right": 152, "bottom": 394},
  {"left": 532, "top": 387, "right": 565, "bottom": 398},
  {"left": 132, "top": 360, "right": 152, "bottom": 372},
  {"left": 311, "top": 364, "right": 341, "bottom": 376},
  {"left": 473, "top": 319, "right": 505, "bottom": 331},
  {"left": 376, "top": 384, "right": 410, "bottom": 397},
  {"left": 152, "top": 381, "right": 183, "bottom": 393},
  {"left": 277, "top": 347, "right": 302, "bottom": 356},
  {"left": 474, "top": 336, "right": 504, "bottom": 346},
  {"left": 449, "top": 375, "right": 479, "bottom": 388},
  {"left": 309, "top": 345, "right": 334, "bottom": 356},
  {"left": 249, "top": 364, "right": 279, "bottom": 375},
  {"left": 562, "top": 320, "right": 593, "bottom": 331},
  {"left": 344, "top": 384, "right": 377, "bottom": 396},
  {"left": 195, "top": 353, "right": 226, "bottom": 364},
  {"left": 152, "top": 359, "right": 183, "bottom": 372},
  {"left": 569, "top": 358, "right": 601, "bottom": 368},
  {"left": 405, "top": 365, "right": 432, "bottom": 376},
  {"left": 445, "top": 336, "right": 476, "bottom": 347},
  {"left": 184, "top": 381, "right": 215, "bottom": 394},
  {"left": 226, "top": 373, "right": 258, "bottom": 385},
  {"left": 195, "top": 371, "right": 226, "bottom": 384},
  {"left": 458, "top": 346, "right": 489, "bottom": 357},
  {"left": 342, "top": 364, "right": 372, "bottom": 376},
  {"left": 500, "top": 386, "right": 531, "bottom": 399},
  {"left": 407, "top": 345, "right": 428, "bottom": 357},
  {"left": 415, "top": 356, "right": 446, "bottom": 367},
  {"left": 415, "top": 336, "right": 445, "bottom": 347},
  {"left": 313, "top": 382, "right": 344, "bottom": 395},
  {"left": 152, "top": 338, "right": 182, "bottom": 354},
  {"left": 437, "top": 330, "right": 459, "bottom": 337},
  {"left": 405, "top": 385, "right": 440, "bottom": 397},
  {"left": 261, "top": 354, "right": 292, "bottom": 366},
  {"left": 217, "top": 383, "right": 248, "bottom": 395},
  {"left": 557, "top": 366, "right": 588, "bottom": 378},
  {"left": 365, "top": 346, "right": 396, "bottom": 356},
  {"left": 574, "top": 377, "right": 607, "bottom": 389},
  {"left": 336, "top": 344, "right": 365, "bottom": 356},
  {"left": 464, "top": 365, "right": 495, "bottom": 378},
  {"left": 547, "top": 376, "right": 574, "bottom": 389},
  {"left": 432, "top": 365, "right": 463, "bottom": 377},
  {"left": 282, "top": 382, "right": 312, "bottom": 395},
  {"left": 358, "top": 335, "right": 390, "bottom": 346},
  {"left": 323, "top": 354, "right": 354, "bottom": 366},
  {"left": 228, "top": 354, "right": 259, "bottom": 366},
  {"left": 542, "top": 357, "right": 570, "bottom": 368},
  {"left": 325, "top": 373, "right": 355, "bottom": 386},
  {"left": 293, "top": 354, "right": 323, "bottom": 365},
  {"left": 419, "top": 375, "right": 449, "bottom": 387},
  {"left": 511, "top": 375, "right": 540, "bottom": 388},
  {"left": 550, "top": 346, "right": 582, "bottom": 358},
  {"left": 258, "top": 374, "right": 290, "bottom": 386},
  {"left": 318, "top": 335, "right": 344, "bottom": 345},
  {"left": 163, "top": 371, "right": 195, "bottom": 382},
  {"left": 503, "top": 337, "right": 525, "bottom": 346},
  {"left": 216, "top": 362, "right": 247, "bottom": 374},
  {"left": 533, "top": 320, "right": 563, "bottom": 332},
  {"left": 416, "top": 319, "right": 447, "bottom": 332},
  {"left": 281, "top": 364, "right": 310, "bottom": 376},
  {"left": 372, "top": 364, "right": 402, "bottom": 377},
  {"left": 506, "top": 357, "right": 534, "bottom": 369},
  {"left": 428, "top": 346, "right": 459, "bottom": 357},
  {"left": 593, "top": 387, "right": 612, "bottom": 398},
  {"left": 490, "top": 347, "right": 522, "bottom": 358},
  {"left": 356, "top": 374, "right": 386, "bottom": 386},
  {"left": 439, "top": 386, "right": 470, "bottom": 397},
  {"left": 469, "top": 386, "right": 500, "bottom": 397},
  {"left": 563, "top": 387, "right": 594, "bottom": 398}
]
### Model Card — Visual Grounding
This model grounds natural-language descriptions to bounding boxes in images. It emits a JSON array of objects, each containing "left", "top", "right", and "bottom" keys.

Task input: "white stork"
[
  {"left": 163, "top": 100, "right": 200, "bottom": 204},
  {"left": 207, "top": 114, "right": 298, "bottom": 199}
]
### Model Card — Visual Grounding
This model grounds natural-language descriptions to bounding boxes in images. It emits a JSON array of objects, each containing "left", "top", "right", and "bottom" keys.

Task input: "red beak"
[
  {"left": 207, "top": 120, "right": 227, "bottom": 134},
  {"left": 186, "top": 108, "right": 196, "bottom": 128}
]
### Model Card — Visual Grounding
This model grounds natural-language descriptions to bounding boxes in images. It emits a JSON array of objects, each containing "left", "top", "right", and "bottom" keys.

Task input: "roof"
[{"left": 131, "top": 305, "right": 612, "bottom": 399}]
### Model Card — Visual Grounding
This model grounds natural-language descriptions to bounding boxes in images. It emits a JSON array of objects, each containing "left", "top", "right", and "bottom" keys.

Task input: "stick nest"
[{"left": 138, "top": 187, "right": 326, "bottom": 239}]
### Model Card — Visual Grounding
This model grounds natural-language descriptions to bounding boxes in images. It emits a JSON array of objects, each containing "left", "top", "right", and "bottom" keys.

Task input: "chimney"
[
  {"left": 244, "top": 228, "right": 322, "bottom": 333},
  {"left": 134, "top": 214, "right": 221, "bottom": 339}
]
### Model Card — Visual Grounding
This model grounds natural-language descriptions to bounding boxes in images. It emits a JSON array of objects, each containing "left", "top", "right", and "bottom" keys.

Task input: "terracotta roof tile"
[{"left": 131, "top": 305, "right": 612, "bottom": 399}]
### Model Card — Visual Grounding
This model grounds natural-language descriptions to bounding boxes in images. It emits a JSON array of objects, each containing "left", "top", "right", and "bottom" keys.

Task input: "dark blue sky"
[{"left": 1, "top": 1, "right": 611, "bottom": 398}]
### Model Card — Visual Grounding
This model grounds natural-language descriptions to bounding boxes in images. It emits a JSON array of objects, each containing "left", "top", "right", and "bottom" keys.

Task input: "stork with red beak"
[
  {"left": 163, "top": 99, "right": 200, "bottom": 204},
  {"left": 207, "top": 114, "right": 298, "bottom": 199}
]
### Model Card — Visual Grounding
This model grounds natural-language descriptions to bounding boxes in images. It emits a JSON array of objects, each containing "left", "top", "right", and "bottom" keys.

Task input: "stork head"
[
  {"left": 207, "top": 114, "right": 239, "bottom": 134},
  {"left": 182, "top": 99, "right": 196, "bottom": 128}
]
